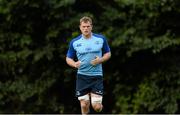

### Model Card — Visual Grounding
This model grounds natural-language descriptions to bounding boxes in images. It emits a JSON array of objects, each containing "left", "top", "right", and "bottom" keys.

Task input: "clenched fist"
[
  {"left": 91, "top": 56, "right": 103, "bottom": 66},
  {"left": 74, "top": 61, "right": 81, "bottom": 68}
]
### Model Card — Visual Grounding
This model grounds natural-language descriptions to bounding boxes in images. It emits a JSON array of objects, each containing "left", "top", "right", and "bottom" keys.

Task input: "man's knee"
[
  {"left": 78, "top": 94, "right": 90, "bottom": 109},
  {"left": 81, "top": 101, "right": 90, "bottom": 109},
  {"left": 91, "top": 93, "right": 103, "bottom": 112},
  {"left": 92, "top": 103, "right": 103, "bottom": 112}
]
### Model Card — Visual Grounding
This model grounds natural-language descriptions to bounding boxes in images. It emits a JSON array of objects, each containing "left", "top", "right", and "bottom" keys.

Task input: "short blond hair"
[{"left": 80, "top": 16, "right": 92, "bottom": 25}]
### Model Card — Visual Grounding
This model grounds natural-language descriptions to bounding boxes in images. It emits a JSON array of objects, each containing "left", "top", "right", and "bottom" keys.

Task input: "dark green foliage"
[{"left": 0, "top": 0, "right": 180, "bottom": 114}]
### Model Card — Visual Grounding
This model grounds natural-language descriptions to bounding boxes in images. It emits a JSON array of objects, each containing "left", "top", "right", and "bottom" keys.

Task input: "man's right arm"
[{"left": 66, "top": 57, "right": 81, "bottom": 68}]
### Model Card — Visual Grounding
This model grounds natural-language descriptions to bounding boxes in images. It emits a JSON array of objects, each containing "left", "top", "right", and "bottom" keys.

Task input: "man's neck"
[{"left": 83, "top": 33, "right": 92, "bottom": 39}]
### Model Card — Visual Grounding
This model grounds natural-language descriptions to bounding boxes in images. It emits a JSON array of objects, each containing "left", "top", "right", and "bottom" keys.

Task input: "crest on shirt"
[{"left": 95, "top": 41, "right": 100, "bottom": 45}]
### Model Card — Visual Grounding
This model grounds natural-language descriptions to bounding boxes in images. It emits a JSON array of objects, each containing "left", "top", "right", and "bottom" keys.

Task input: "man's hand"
[
  {"left": 91, "top": 56, "right": 103, "bottom": 66},
  {"left": 74, "top": 60, "right": 81, "bottom": 68}
]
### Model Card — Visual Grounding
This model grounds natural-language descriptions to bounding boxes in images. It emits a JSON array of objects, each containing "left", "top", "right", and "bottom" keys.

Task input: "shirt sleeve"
[
  {"left": 66, "top": 40, "right": 76, "bottom": 59},
  {"left": 102, "top": 37, "right": 111, "bottom": 54}
]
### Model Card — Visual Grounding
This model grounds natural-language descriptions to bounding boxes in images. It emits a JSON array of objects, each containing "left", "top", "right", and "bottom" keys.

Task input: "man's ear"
[
  {"left": 91, "top": 25, "right": 93, "bottom": 30},
  {"left": 91, "top": 24, "right": 93, "bottom": 28}
]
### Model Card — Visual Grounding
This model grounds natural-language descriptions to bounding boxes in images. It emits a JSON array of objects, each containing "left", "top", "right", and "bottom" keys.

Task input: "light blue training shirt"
[{"left": 66, "top": 33, "right": 110, "bottom": 76}]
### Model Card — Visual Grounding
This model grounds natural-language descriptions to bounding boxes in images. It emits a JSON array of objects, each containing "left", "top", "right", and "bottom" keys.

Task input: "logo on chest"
[{"left": 76, "top": 43, "right": 82, "bottom": 47}]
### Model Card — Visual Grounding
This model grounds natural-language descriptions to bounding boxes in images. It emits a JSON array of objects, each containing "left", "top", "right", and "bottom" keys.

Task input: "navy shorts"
[{"left": 76, "top": 74, "right": 103, "bottom": 97}]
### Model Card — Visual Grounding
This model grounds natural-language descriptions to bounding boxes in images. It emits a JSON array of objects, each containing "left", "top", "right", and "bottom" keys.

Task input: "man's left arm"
[
  {"left": 100, "top": 52, "right": 111, "bottom": 63},
  {"left": 91, "top": 35, "right": 111, "bottom": 65},
  {"left": 91, "top": 52, "right": 111, "bottom": 65}
]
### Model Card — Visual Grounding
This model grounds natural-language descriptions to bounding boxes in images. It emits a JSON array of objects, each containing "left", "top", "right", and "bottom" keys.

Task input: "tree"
[{"left": 0, "top": 0, "right": 180, "bottom": 114}]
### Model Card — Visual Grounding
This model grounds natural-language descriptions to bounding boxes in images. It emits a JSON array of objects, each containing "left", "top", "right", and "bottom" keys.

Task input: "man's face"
[{"left": 79, "top": 21, "right": 92, "bottom": 37}]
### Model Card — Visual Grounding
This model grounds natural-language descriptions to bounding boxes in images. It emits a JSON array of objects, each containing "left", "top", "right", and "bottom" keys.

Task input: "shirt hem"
[{"left": 77, "top": 72, "right": 103, "bottom": 76}]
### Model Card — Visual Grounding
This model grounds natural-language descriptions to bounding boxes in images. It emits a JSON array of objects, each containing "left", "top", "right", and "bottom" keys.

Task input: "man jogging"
[{"left": 66, "top": 16, "right": 111, "bottom": 114}]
